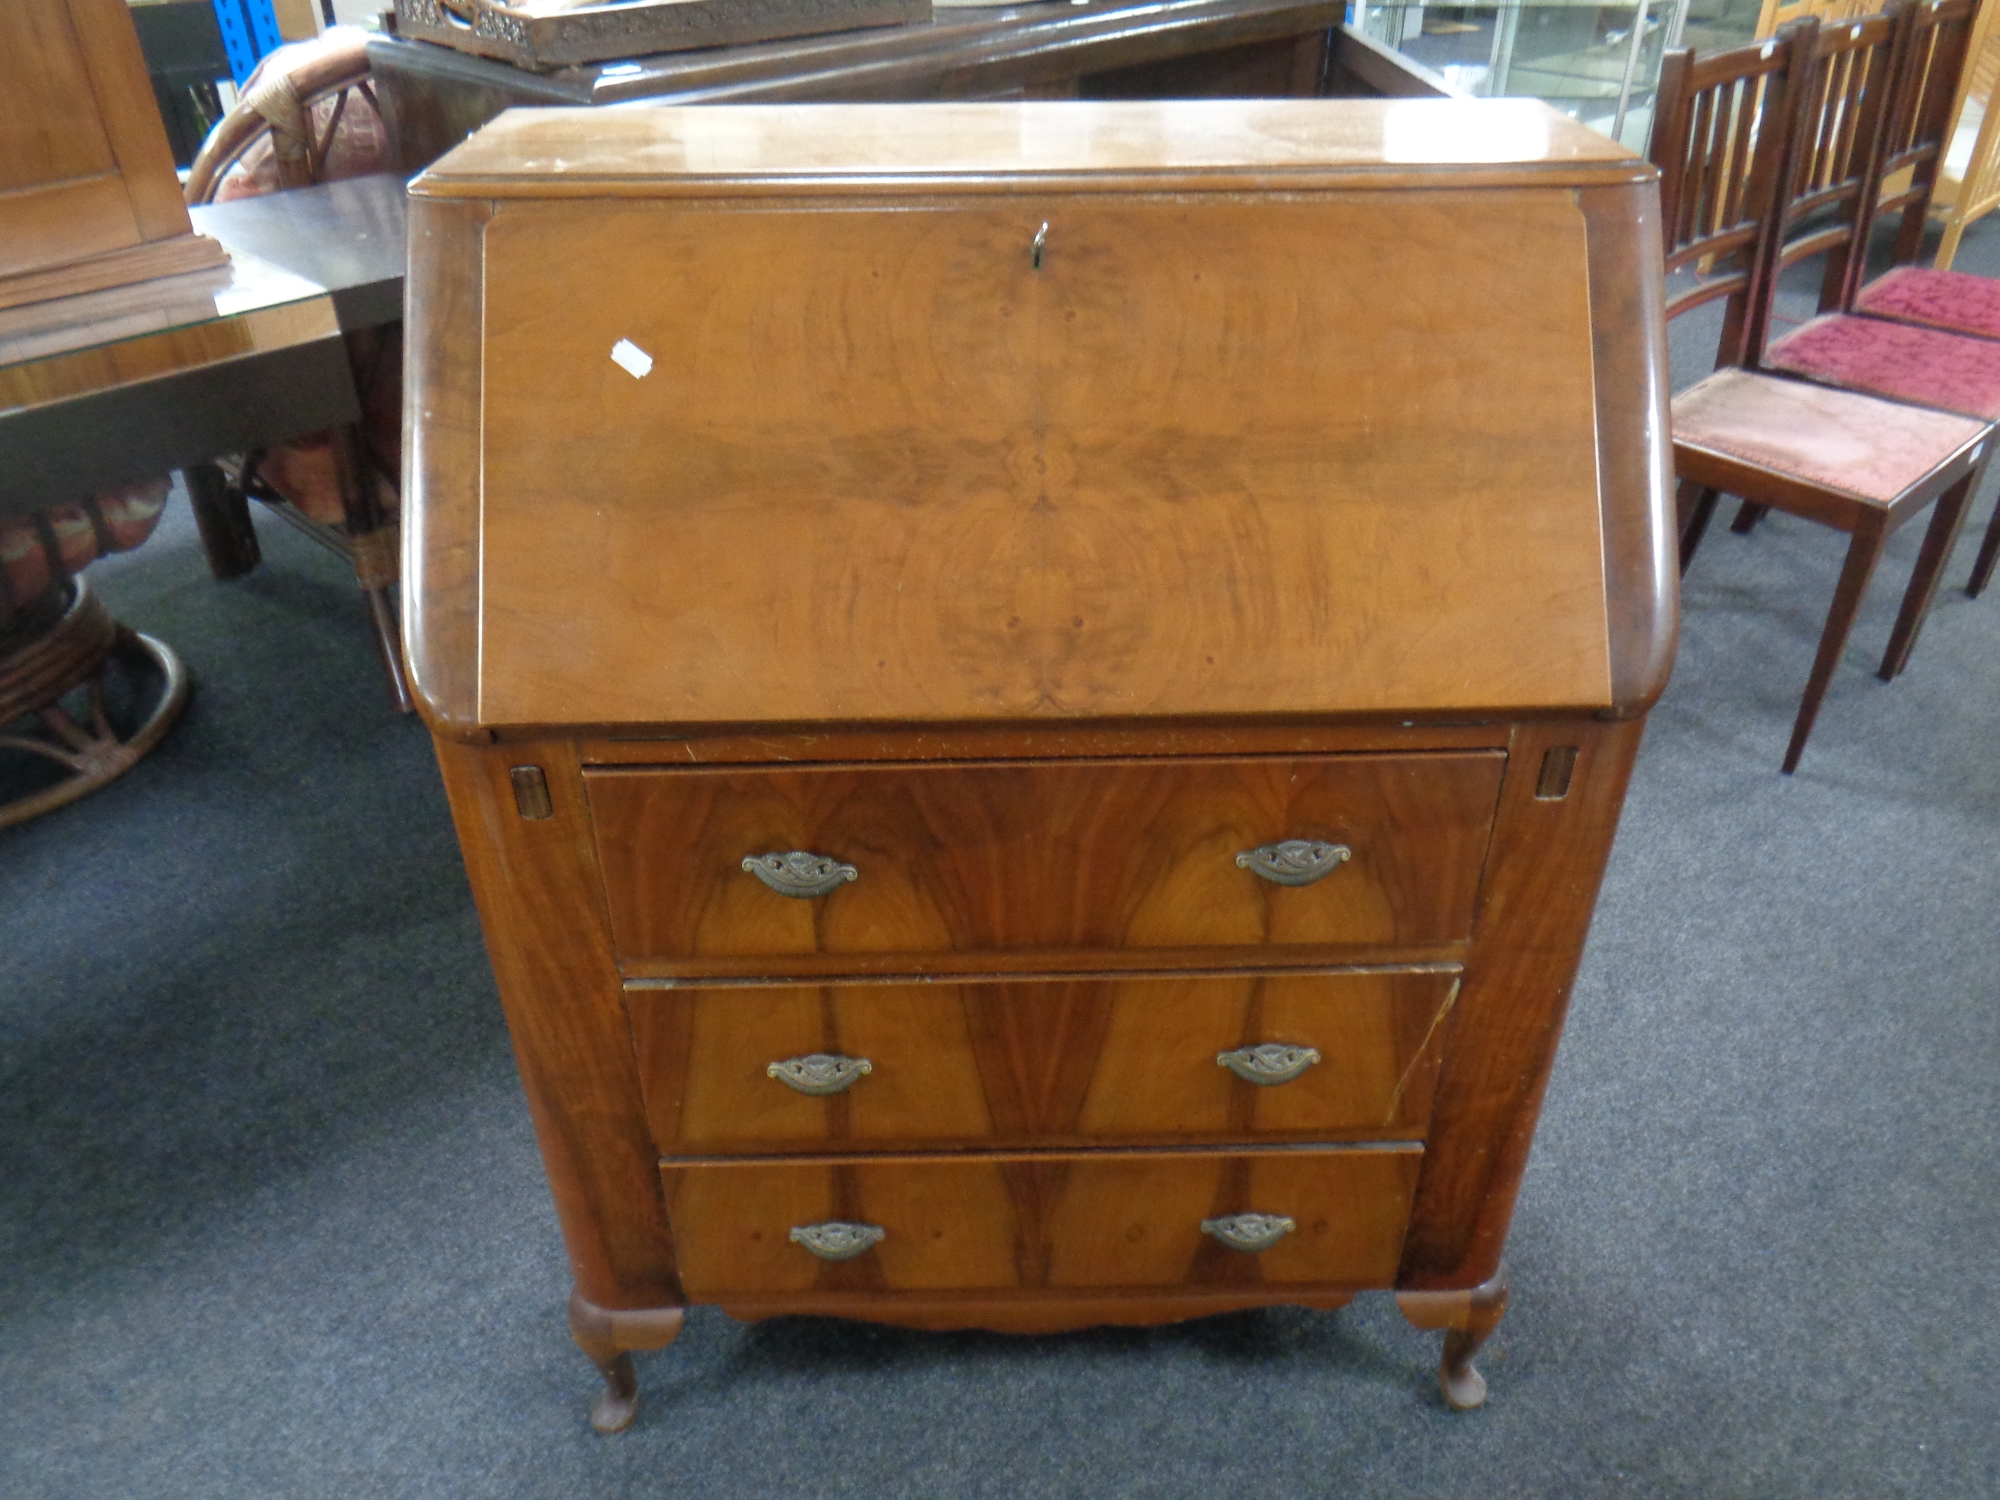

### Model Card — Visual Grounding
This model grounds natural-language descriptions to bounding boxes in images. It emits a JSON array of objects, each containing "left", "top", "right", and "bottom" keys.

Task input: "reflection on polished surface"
[
  {"left": 0, "top": 174, "right": 405, "bottom": 524},
  {"left": 428, "top": 97, "right": 1640, "bottom": 191},
  {"left": 0, "top": 255, "right": 333, "bottom": 412},
  {"left": 1380, "top": 98, "right": 1554, "bottom": 162}
]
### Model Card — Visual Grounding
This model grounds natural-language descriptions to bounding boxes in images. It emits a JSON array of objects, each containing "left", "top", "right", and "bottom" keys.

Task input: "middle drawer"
[{"left": 625, "top": 969, "right": 1459, "bottom": 1154}]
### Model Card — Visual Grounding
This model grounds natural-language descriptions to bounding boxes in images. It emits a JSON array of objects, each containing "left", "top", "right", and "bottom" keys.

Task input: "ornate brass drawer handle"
[
  {"left": 1200, "top": 1212, "right": 1297, "bottom": 1253},
  {"left": 742, "top": 850, "right": 858, "bottom": 898},
  {"left": 1235, "top": 839, "right": 1351, "bottom": 886},
  {"left": 767, "top": 1053, "right": 873, "bottom": 1095},
  {"left": 789, "top": 1221, "right": 886, "bottom": 1260},
  {"left": 1216, "top": 1043, "right": 1322, "bottom": 1086}
]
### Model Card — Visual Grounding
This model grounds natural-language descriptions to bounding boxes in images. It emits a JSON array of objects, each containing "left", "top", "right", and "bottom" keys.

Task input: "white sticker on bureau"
[{"left": 609, "top": 338, "right": 654, "bottom": 379}]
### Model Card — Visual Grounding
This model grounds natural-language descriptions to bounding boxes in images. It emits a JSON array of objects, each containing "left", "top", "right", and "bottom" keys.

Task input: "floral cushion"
[
  {"left": 1854, "top": 266, "right": 2000, "bottom": 342},
  {"left": 1763, "top": 314, "right": 2000, "bottom": 420},
  {"left": 0, "top": 480, "right": 172, "bottom": 623},
  {"left": 1672, "top": 368, "right": 1989, "bottom": 504}
]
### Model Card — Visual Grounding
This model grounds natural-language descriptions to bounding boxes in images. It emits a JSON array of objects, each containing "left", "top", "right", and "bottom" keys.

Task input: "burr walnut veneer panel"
[
  {"left": 664, "top": 1147, "right": 1424, "bottom": 1297},
  {"left": 587, "top": 753, "right": 1504, "bottom": 965},
  {"left": 475, "top": 188, "right": 1610, "bottom": 725},
  {"left": 626, "top": 970, "right": 1459, "bottom": 1153}
]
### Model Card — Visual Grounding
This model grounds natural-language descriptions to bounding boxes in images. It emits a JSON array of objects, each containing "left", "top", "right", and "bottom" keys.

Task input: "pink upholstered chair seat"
[
  {"left": 1854, "top": 265, "right": 2000, "bottom": 341},
  {"left": 1763, "top": 314, "right": 2000, "bottom": 419},
  {"left": 1672, "top": 368, "right": 1989, "bottom": 503},
  {"left": 0, "top": 480, "right": 172, "bottom": 623}
]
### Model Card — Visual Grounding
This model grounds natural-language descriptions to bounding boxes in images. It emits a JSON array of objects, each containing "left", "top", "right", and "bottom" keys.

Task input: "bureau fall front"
[{"left": 402, "top": 98, "right": 1675, "bottom": 1430}]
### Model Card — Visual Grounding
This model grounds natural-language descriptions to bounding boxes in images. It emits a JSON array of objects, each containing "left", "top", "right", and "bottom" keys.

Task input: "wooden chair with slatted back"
[
  {"left": 182, "top": 27, "right": 410, "bottom": 712},
  {"left": 1744, "top": 2, "right": 2000, "bottom": 623},
  {"left": 1654, "top": 30, "right": 1805, "bottom": 374},
  {"left": 1723, "top": 4, "right": 1907, "bottom": 538},
  {"left": 1658, "top": 20, "right": 1996, "bottom": 772},
  {"left": 1761, "top": 5, "right": 1909, "bottom": 321},
  {"left": 1797, "top": 0, "right": 2000, "bottom": 599},
  {"left": 1756, "top": 0, "right": 1878, "bottom": 35},
  {"left": 1926, "top": 0, "right": 2000, "bottom": 270}
]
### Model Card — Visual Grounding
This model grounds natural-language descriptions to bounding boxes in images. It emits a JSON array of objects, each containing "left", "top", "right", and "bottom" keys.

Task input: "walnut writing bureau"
[{"left": 402, "top": 98, "right": 1675, "bottom": 1430}]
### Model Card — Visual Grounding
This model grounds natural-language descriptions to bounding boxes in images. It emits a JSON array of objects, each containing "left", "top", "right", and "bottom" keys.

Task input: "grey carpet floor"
[{"left": 3, "top": 216, "right": 1998, "bottom": 1499}]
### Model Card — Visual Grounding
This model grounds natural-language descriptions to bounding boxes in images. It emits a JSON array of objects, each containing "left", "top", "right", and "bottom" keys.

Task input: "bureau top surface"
[
  {"left": 416, "top": 98, "right": 1649, "bottom": 196},
  {"left": 404, "top": 100, "right": 1675, "bottom": 733}
]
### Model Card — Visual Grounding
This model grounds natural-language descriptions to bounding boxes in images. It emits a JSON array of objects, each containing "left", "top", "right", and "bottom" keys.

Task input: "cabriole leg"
[
  {"left": 1395, "top": 1270, "right": 1510, "bottom": 1411},
  {"left": 567, "top": 1290, "right": 686, "bottom": 1435}
]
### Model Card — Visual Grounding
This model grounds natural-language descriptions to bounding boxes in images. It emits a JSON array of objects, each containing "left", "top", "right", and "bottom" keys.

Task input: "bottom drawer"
[{"left": 663, "top": 1147, "right": 1421, "bottom": 1298}]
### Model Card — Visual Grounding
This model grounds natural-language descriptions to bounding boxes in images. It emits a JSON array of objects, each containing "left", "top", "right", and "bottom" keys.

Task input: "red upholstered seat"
[
  {"left": 1673, "top": 369, "right": 1990, "bottom": 504},
  {"left": 1763, "top": 314, "right": 2000, "bottom": 420},
  {"left": 1854, "top": 266, "right": 2000, "bottom": 342}
]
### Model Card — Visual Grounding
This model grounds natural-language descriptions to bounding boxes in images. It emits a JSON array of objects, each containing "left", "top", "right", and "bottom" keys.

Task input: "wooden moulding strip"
[
  {"left": 576, "top": 720, "right": 1516, "bottom": 765},
  {"left": 583, "top": 749, "right": 1507, "bottom": 779},
  {"left": 415, "top": 161, "right": 1655, "bottom": 201},
  {"left": 619, "top": 948, "right": 1470, "bottom": 986},
  {"left": 665, "top": 1142, "right": 1427, "bottom": 1166},
  {"left": 716, "top": 1287, "right": 1360, "bottom": 1331},
  {"left": 0, "top": 231, "right": 229, "bottom": 313}
]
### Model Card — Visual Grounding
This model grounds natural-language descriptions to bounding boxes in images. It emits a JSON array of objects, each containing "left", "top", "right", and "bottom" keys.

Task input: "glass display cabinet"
[{"left": 1354, "top": 0, "right": 1764, "bottom": 147}]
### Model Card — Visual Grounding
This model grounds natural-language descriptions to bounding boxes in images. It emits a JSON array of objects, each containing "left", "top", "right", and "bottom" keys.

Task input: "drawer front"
[
  {"left": 587, "top": 752, "right": 1503, "bottom": 965},
  {"left": 663, "top": 1147, "right": 1422, "bottom": 1298},
  {"left": 628, "top": 971, "right": 1457, "bottom": 1154}
]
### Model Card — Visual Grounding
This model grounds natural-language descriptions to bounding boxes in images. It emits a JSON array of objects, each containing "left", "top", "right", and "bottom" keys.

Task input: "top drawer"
[{"left": 586, "top": 753, "right": 1502, "bottom": 968}]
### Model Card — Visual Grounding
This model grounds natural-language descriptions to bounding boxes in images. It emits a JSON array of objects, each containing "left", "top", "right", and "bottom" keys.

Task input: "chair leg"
[
  {"left": 1935, "top": 215, "right": 1966, "bottom": 274},
  {"left": 184, "top": 462, "right": 261, "bottom": 580},
  {"left": 1880, "top": 477, "right": 1976, "bottom": 680},
  {"left": 363, "top": 585, "right": 413, "bottom": 715},
  {"left": 1677, "top": 482, "right": 1720, "bottom": 577},
  {"left": 1893, "top": 200, "right": 1930, "bottom": 269},
  {"left": 1969, "top": 499, "right": 2000, "bottom": 599},
  {"left": 328, "top": 423, "right": 413, "bottom": 714},
  {"left": 1784, "top": 520, "right": 1886, "bottom": 775},
  {"left": 1730, "top": 501, "right": 1768, "bottom": 535}
]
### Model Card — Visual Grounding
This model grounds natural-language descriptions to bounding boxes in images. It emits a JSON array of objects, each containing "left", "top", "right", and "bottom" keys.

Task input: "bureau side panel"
[
  {"left": 1397, "top": 715, "right": 1645, "bottom": 1289},
  {"left": 1581, "top": 180, "right": 1677, "bottom": 716},
  {"left": 402, "top": 193, "right": 489, "bottom": 735},
  {"left": 433, "top": 736, "right": 682, "bottom": 1308}
]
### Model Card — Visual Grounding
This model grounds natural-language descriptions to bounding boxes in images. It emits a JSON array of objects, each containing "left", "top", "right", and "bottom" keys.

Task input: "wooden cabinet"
[
  {"left": 404, "top": 98, "right": 1675, "bottom": 1429},
  {"left": 0, "top": 0, "right": 227, "bottom": 310},
  {"left": 365, "top": 3, "right": 1454, "bottom": 177}
]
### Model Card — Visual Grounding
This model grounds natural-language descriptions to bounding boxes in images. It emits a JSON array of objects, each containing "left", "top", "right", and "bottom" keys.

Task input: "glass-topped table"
[
  {"left": 0, "top": 173, "right": 407, "bottom": 827},
  {"left": 0, "top": 173, "right": 406, "bottom": 523}
]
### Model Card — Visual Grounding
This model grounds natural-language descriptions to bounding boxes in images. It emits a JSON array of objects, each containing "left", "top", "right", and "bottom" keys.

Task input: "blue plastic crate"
[{"left": 210, "top": 0, "right": 285, "bottom": 86}]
